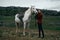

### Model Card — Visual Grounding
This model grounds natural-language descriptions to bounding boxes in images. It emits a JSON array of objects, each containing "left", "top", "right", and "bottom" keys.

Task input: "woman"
[{"left": 35, "top": 10, "right": 44, "bottom": 38}]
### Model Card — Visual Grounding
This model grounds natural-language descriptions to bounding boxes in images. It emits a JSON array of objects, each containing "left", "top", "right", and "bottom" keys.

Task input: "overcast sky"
[{"left": 0, "top": 0, "right": 60, "bottom": 11}]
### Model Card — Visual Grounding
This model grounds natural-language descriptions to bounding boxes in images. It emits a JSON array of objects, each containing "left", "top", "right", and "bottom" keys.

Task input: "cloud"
[
  {"left": 0, "top": 0, "right": 60, "bottom": 11},
  {"left": 50, "top": 0, "right": 60, "bottom": 1}
]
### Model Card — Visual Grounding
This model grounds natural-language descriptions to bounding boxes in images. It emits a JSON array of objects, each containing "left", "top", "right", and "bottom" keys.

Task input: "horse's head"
[{"left": 31, "top": 6, "right": 37, "bottom": 14}]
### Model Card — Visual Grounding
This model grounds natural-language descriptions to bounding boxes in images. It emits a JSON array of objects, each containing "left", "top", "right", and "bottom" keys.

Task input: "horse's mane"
[{"left": 25, "top": 8, "right": 31, "bottom": 14}]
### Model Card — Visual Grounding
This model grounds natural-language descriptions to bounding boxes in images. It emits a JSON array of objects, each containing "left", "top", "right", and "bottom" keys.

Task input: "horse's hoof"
[{"left": 23, "top": 34, "right": 25, "bottom": 36}]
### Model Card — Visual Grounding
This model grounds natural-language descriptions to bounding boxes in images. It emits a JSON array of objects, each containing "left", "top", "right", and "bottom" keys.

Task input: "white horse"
[
  {"left": 15, "top": 6, "right": 37, "bottom": 36},
  {"left": 23, "top": 6, "right": 37, "bottom": 36}
]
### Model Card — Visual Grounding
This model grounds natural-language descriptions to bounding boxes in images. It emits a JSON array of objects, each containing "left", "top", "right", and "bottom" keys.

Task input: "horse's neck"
[
  {"left": 23, "top": 8, "right": 32, "bottom": 21},
  {"left": 24, "top": 8, "right": 32, "bottom": 18}
]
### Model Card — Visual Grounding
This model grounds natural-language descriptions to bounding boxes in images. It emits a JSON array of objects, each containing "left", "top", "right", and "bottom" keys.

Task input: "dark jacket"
[{"left": 35, "top": 12, "right": 43, "bottom": 24}]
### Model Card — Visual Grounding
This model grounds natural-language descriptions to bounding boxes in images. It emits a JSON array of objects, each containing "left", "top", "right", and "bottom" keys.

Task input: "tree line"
[{"left": 0, "top": 6, "right": 60, "bottom": 16}]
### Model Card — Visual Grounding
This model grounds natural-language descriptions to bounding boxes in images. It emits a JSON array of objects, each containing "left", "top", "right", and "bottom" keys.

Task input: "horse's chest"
[{"left": 23, "top": 16, "right": 30, "bottom": 21}]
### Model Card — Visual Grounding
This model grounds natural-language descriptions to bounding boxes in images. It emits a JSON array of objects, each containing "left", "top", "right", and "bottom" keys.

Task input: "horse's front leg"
[
  {"left": 27, "top": 22, "right": 30, "bottom": 36},
  {"left": 23, "top": 22, "right": 26, "bottom": 36}
]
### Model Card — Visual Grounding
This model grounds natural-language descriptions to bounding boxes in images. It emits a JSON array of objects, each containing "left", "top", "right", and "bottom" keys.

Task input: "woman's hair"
[
  {"left": 38, "top": 10, "right": 41, "bottom": 12},
  {"left": 37, "top": 10, "right": 43, "bottom": 16}
]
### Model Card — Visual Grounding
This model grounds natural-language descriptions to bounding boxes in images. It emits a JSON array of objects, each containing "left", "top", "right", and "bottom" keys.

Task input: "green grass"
[
  {"left": 43, "top": 16, "right": 60, "bottom": 30},
  {"left": 0, "top": 16, "right": 60, "bottom": 30},
  {"left": 0, "top": 16, "right": 60, "bottom": 40}
]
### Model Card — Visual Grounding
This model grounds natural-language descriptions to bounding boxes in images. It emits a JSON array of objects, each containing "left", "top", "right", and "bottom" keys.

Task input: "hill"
[{"left": 0, "top": 6, "right": 60, "bottom": 16}]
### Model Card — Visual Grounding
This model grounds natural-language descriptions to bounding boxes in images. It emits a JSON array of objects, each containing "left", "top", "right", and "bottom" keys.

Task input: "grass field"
[{"left": 0, "top": 16, "right": 60, "bottom": 40}]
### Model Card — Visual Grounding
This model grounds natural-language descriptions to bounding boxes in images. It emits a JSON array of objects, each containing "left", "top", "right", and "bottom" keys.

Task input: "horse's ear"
[{"left": 31, "top": 5, "right": 35, "bottom": 8}]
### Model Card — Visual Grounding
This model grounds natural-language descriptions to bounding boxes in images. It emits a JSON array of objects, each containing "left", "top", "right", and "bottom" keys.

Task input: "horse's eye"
[{"left": 33, "top": 8, "right": 34, "bottom": 9}]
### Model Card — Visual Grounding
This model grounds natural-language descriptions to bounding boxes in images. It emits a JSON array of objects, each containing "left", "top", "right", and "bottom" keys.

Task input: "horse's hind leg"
[
  {"left": 15, "top": 22, "right": 18, "bottom": 33},
  {"left": 18, "top": 22, "right": 21, "bottom": 32}
]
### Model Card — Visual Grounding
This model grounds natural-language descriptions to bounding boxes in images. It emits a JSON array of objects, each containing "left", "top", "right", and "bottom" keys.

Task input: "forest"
[{"left": 0, "top": 6, "right": 60, "bottom": 16}]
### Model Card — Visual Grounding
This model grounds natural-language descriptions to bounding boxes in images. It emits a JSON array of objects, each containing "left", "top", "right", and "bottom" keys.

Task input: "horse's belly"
[{"left": 15, "top": 18, "right": 20, "bottom": 23}]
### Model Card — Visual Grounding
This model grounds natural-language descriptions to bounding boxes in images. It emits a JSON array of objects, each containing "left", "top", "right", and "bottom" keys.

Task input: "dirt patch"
[{"left": 0, "top": 27, "right": 60, "bottom": 40}]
